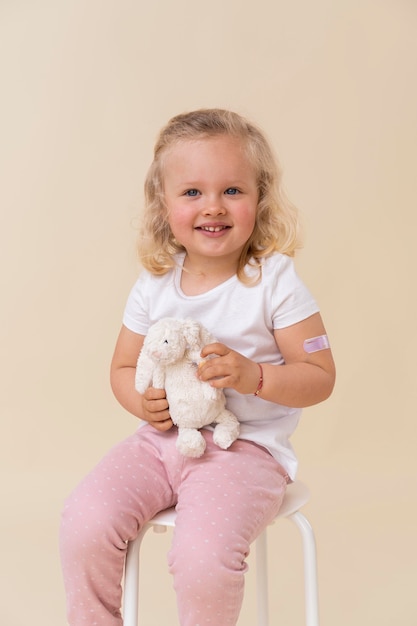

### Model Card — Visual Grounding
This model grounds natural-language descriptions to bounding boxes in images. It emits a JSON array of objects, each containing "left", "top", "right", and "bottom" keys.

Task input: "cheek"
[
  {"left": 239, "top": 203, "right": 257, "bottom": 233},
  {"left": 167, "top": 206, "right": 190, "bottom": 236}
]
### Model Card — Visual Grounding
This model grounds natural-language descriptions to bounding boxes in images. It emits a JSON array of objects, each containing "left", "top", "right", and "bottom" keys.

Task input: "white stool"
[{"left": 123, "top": 480, "right": 319, "bottom": 626}]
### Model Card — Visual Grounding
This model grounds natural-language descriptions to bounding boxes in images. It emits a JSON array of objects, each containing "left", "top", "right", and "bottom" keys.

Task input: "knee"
[
  {"left": 168, "top": 532, "right": 248, "bottom": 594},
  {"left": 59, "top": 486, "right": 123, "bottom": 561},
  {"left": 59, "top": 490, "right": 98, "bottom": 559}
]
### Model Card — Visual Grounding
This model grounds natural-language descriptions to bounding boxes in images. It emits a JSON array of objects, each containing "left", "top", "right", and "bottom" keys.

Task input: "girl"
[{"left": 60, "top": 108, "right": 335, "bottom": 626}]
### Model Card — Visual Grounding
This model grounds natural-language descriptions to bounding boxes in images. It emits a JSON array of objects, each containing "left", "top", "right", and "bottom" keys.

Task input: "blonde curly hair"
[{"left": 139, "top": 108, "right": 301, "bottom": 284}]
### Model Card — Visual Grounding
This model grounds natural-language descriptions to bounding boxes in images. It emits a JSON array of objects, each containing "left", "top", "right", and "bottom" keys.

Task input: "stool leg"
[
  {"left": 255, "top": 529, "right": 269, "bottom": 626},
  {"left": 124, "top": 526, "right": 150, "bottom": 626},
  {"left": 289, "top": 512, "right": 320, "bottom": 626}
]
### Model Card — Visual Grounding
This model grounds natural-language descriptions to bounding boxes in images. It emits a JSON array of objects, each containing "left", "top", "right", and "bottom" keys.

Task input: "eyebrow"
[{"left": 175, "top": 179, "right": 248, "bottom": 188}]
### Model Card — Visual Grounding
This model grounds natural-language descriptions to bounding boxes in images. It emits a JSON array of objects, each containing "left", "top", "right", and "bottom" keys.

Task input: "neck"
[
  {"left": 181, "top": 254, "right": 238, "bottom": 295},
  {"left": 183, "top": 251, "right": 240, "bottom": 276}
]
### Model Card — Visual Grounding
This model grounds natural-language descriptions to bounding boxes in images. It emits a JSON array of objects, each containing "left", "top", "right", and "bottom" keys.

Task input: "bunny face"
[{"left": 143, "top": 318, "right": 189, "bottom": 364}]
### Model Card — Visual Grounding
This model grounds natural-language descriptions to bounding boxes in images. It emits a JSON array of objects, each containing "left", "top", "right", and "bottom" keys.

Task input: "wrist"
[{"left": 253, "top": 363, "right": 264, "bottom": 397}]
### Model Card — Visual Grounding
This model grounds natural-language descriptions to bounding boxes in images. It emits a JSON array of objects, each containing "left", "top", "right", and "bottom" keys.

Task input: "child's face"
[{"left": 163, "top": 135, "right": 258, "bottom": 268}]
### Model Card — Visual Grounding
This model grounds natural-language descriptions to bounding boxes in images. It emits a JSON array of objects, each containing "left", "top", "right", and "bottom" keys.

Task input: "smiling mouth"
[{"left": 197, "top": 225, "right": 230, "bottom": 232}]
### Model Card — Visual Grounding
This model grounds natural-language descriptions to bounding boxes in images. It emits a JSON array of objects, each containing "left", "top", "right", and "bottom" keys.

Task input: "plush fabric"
[{"left": 135, "top": 317, "right": 240, "bottom": 457}]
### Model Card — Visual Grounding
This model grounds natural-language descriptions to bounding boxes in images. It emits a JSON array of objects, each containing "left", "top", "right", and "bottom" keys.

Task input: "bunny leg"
[
  {"left": 212, "top": 410, "right": 240, "bottom": 450},
  {"left": 176, "top": 428, "right": 207, "bottom": 458}
]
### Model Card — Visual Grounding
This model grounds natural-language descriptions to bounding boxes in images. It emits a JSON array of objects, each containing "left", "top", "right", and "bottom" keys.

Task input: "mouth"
[{"left": 196, "top": 225, "right": 231, "bottom": 233}]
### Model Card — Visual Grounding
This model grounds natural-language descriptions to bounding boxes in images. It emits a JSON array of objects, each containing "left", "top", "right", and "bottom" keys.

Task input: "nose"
[{"left": 203, "top": 194, "right": 226, "bottom": 216}]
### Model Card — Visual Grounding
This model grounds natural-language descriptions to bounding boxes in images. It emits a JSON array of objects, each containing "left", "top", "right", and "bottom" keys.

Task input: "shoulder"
[
  {"left": 260, "top": 253, "right": 297, "bottom": 283},
  {"left": 261, "top": 252, "right": 289, "bottom": 269},
  {"left": 133, "top": 260, "right": 179, "bottom": 290},
  {"left": 261, "top": 254, "right": 319, "bottom": 327}
]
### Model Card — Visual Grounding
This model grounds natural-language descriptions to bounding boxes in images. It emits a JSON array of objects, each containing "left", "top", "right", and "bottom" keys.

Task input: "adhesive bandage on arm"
[{"left": 303, "top": 335, "right": 330, "bottom": 353}]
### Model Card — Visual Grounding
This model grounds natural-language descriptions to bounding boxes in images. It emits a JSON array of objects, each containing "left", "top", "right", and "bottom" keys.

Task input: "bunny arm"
[
  {"left": 152, "top": 364, "right": 165, "bottom": 389},
  {"left": 135, "top": 353, "right": 165, "bottom": 394}
]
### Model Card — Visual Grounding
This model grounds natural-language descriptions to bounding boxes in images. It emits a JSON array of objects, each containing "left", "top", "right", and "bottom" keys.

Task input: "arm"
[
  {"left": 198, "top": 312, "right": 335, "bottom": 408},
  {"left": 110, "top": 325, "right": 173, "bottom": 430}
]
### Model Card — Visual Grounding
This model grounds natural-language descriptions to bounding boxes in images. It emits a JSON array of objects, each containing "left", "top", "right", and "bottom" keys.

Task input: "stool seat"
[{"left": 123, "top": 480, "right": 319, "bottom": 626}]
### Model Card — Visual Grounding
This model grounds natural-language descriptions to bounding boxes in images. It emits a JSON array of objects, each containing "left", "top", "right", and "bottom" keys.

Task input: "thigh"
[
  {"left": 174, "top": 432, "right": 288, "bottom": 553},
  {"left": 62, "top": 425, "right": 179, "bottom": 542}
]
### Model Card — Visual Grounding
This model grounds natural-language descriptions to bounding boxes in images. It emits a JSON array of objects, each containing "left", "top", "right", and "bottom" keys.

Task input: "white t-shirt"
[{"left": 123, "top": 252, "right": 319, "bottom": 479}]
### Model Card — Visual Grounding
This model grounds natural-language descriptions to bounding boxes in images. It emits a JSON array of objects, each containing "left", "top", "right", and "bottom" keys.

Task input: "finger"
[
  {"left": 151, "top": 417, "right": 173, "bottom": 432},
  {"left": 149, "top": 408, "right": 171, "bottom": 422},
  {"left": 145, "top": 387, "right": 167, "bottom": 401},
  {"left": 146, "top": 398, "right": 169, "bottom": 414},
  {"left": 198, "top": 358, "right": 229, "bottom": 382},
  {"left": 200, "top": 342, "right": 228, "bottom": 358}
]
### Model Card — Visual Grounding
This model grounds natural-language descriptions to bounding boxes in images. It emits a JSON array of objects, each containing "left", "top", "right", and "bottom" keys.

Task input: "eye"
[
  {"left": 225, "top": 188, "right": 240, "bottom": 195},
  {"left": 184, "top": 189, "right": 200, "bottom": 197}
]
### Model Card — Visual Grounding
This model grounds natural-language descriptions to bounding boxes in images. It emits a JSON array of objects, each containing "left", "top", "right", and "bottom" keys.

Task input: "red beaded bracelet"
[{"left": 254, "top": 363, "right": 264, "bottom": 396}]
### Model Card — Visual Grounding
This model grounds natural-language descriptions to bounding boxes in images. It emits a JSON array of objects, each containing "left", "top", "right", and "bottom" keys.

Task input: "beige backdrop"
[{"left": 1, "top": 1, "right": 416, "bottom": 625}]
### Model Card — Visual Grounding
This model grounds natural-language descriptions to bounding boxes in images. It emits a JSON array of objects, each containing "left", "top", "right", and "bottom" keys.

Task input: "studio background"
[{"left": 1, "top": 1, "right": 416, "bottom": 624}]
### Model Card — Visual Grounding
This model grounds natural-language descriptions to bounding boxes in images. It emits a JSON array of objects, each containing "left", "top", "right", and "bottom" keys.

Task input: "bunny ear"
[
  {"left": 182, "top": 318, "right": 203, "bottom": 348},
  {"left": 182, "top": 318, "right": 214, "bottom": 348},
  {"left": 198, "top": 324, "right": 216, "bottom": 347}
]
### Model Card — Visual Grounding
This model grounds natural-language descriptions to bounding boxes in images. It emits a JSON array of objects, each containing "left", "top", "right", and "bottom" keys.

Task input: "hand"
[
  {"left": 198, "top": 343, "right": 261, "bottom": 395},
  {"left": 141, "top": 387, "right": 173, "bottom": 431}
]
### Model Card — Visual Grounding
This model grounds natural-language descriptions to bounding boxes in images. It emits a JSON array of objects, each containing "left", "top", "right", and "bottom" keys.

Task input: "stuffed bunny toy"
[{"left": 135, "top": 317, "right": 240, "bottom": 458}]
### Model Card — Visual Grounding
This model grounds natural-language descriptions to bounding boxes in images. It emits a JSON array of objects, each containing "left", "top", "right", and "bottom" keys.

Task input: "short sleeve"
[
  {"left": 269, "top": 256, "right": 319, "bottom": 329},
  {"left": 122, "top": 271, "right": 151, "bottom": 335}
]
